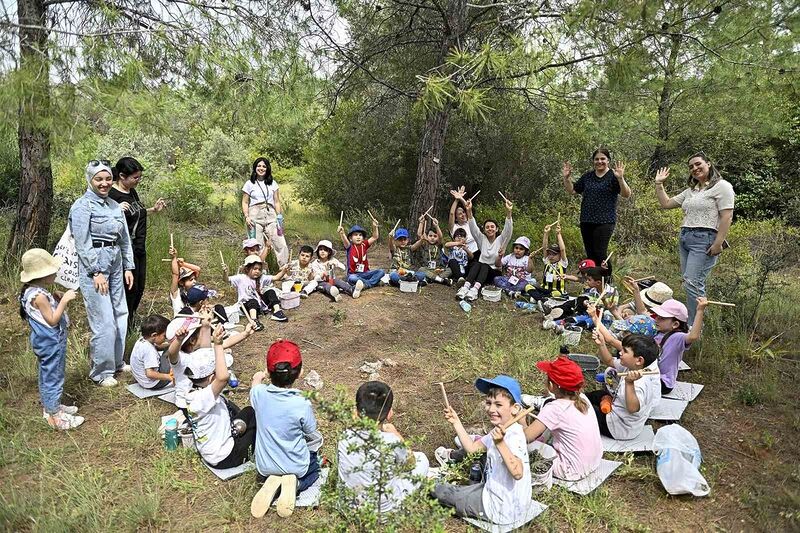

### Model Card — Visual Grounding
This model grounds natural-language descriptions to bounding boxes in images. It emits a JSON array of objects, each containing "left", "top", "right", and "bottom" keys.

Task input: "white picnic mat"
[
  {"left": 601, "top": 425, "right": 655, "bottom": 453},
  {"left": 204, "top": 460, "right": 255, "bottom": 480},
  {"left": 126, "top": 383, "right": 175, "bottom": 399},
  {"left": 663, "top": 382, "right": 704, "bottom": 402},
  {"left": 649, "top": 398, "right": 689, "bottom": 421},
  {"left": 462, "top": 500, "right": 548, "bottom": 533},
  {"left": 553, "top": 459, "right": 622, "bottom": 495},
  {"left": 157, "top": 390, "right": 177, "bottom": 405},
  {"left": 678, "top": 360, "right": 691, "bottom": 371}
]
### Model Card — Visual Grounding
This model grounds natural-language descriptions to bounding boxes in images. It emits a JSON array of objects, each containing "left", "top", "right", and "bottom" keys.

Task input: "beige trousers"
[{"left": 249, "top": 202, "right": 288, "bottom": 265}]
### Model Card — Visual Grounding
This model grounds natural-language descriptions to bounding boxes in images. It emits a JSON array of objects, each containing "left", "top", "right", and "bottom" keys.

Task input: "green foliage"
[
  {"left": 155, "top": 162, "right": 215, "bottom": 222},
  {"left": 197, "top": 128, "right": 250, "bottom": 182}
]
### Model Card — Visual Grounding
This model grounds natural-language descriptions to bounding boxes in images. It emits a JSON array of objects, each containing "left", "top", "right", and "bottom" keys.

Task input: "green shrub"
[
  {"left": 154, "top": 163, "right": 215, "bottom": 222},
  {"left": 197, "top": 128, "right": 249, "bottom": 182}
]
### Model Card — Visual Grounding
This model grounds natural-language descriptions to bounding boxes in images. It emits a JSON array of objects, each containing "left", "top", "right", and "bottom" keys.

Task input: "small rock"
[
  {"left": 304, "top": 370, "right": 323, "bottom": 390},
  {"left": 382, "top": 358, "right": 397, "bottom": 367},
  {"left": 359, "top": 361, "right": 383, "bottom": 375},
  {"left": 368, "top": 372, "right": 381, "bottom": 381}
]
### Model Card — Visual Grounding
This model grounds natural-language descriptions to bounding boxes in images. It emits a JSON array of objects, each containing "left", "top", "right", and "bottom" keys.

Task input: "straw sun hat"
[{"left": 19, "top": 248, "right": 62, "bottom": 283}]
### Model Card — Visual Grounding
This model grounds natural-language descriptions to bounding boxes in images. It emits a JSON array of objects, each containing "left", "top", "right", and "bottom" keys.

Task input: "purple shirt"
[{"left": 656, "top": 331, "right": 690, "bottom": 389}]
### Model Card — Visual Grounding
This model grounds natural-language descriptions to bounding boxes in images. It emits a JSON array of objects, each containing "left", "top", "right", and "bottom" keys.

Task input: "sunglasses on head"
[{"left": 88, "top": 159, "right": 111, "bottom": 167}]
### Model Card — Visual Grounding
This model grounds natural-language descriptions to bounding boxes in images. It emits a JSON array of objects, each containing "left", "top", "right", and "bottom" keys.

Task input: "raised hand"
[
  {"left": 152, "top": 198, "right": 167, "bottom": 212},
  {"left": 613, "top": 161, "right": 625, "bottom": 178},
  {"left": 491, "top": 425, "right": 506, "bottom": 444},
  {"left": 655, "top": 167, "right": 670, "bottom": 184},
  {"left": 624, "top": 370, "right": 643, "bottom": 383},
  {"left": 212, "top": 323, "right": 224, "bottom": 345},
  {"left": 430, "top": 217, "right": 439, "bottom": 227},
  {"left": 562, "top": 161, "right": 573, "bottom": 179},
  {"left": 443, "top": 406, "right": 460, "bottom": 425}
]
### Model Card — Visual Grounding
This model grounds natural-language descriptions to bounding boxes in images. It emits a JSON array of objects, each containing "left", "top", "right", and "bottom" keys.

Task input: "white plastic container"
[
  {"left": 399, "top": 280, "right": 419, "bottom": 293},
  {"left": 481, "top": 287, "right": 502, "bottom": 302},
  {"left": 280, "top": 292, "right": 301, "bottom": 310}
]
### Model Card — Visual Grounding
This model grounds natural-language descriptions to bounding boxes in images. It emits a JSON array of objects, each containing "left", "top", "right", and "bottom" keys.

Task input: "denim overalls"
[
  {"left": 22, "top": 287, "right": 68, "bottom": 414},
  {"left": 69, "top": 189, "right": 135, "bottom": 383}
]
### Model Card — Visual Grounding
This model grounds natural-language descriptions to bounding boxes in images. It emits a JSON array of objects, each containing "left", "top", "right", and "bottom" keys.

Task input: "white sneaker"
[
  {"left": 521, "top": 394, "right": 550, "bottom": 411},
  {"left": 380, "top": 274, "right": 390, "bottom": 286},
  {"left": 542, "top": 319, "right": 555, "bottom": 330},
  {"left": 466, "top": 287, "right": 479, "bottom": 301},
  {"left": 43, "top": 405, "right": 79, "bottom": 419},
  {"left": 47, "top": 411, "right": 85, "bottom": 430},
  {"left": 456, "top": 285, "right": 469, "bottom": 300},
  {"left": 329, "top": 286, "right": 340, "bottom": 302},
  {"left": 434, "top": 446, "right": 453, "bottom": 467},
  {"left": 98, "top": 376, "right": 118, "bottom": 387},
  {"left": 118, "top": 364, "right": 132, "bottom": 373},
  {"left": 299, "top": 291, "right": 309, "bottom": 299},
  {"left": 352, "top": 280, "right": 364, "bottom": 299}
]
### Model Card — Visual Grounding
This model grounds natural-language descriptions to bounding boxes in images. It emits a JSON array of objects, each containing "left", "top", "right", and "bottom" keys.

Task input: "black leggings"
[
  {"left": 586, "top": 390, "right": 613, "bottom": 438},
  {"left": 213, "top": 404, "right": 257, "bottom": 469},
  {"left": 125, "top": 252, "right": 147, "bottom": 327},
  {"left": 447, "top": 259, "right": 466, "bottom": 280},
  {"left": 243, "top": 289, "right": 280, "bottom": 316},
  {"left": 465, "top": 262, "right": 500, "bottom": 286},
  {"left": 580, "top": 222, "right": 615, "bottom": 275}
]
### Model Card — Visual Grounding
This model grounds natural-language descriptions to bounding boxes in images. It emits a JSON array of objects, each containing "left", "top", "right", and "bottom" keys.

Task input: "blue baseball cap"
[
  {"left": 186, "top": 286, "right": 209, "bottom": 305},
  {"left": 394, "top": 228, "right": 409, "bottom": 239},
  {"left": 348, "top": 225, "right": 367, "bottom": 237},
  {"left": 475, "top": 375, "right": 522, "bottom": 405}
]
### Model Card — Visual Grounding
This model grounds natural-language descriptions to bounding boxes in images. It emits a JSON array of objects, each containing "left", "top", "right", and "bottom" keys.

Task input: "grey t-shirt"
[
  {"left": 671, "top": 179, "right": 735, "bottom": 230},
  {"left": 130, "top": 338, "right": 163, "bottom": 389}
]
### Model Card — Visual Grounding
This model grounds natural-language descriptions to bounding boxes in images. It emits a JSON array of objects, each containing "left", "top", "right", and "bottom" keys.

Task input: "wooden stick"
[
  {"left": 339, "top": 210, "right": 344, "bottom": 227},
  {"left": 425, "top": 212, "right": 436, "bottom": 221},
  {"left": 617, "top": 369, "right": 660, "bottom": 377},
  {"left": 435, "top": 382, "right": 450, "bottom": 410},
  {"left": 469, "top": 190, "right": 481, "bottom": 201},
  {"left": 603, "top": 251, "right": 614, "bottom": 264},
  {"left": 212, "top": 309, "right": 228, "bottom": 323},
  {"left": 529, "top": 246, "right": 543, "bottom": 256},
  {"left": 173, "top": 313, "right": 198, "bottom": 319},
  {"left": 170, "top": 233, "right": 174, "bottom": 249},
  {"left": 391, "top": 219, "right": 401, "bottom": 233},
  {"left": 502, "top": 405, "right": 535, "bottom": 430},
  {"left": 498, "top": 191, "right": 510, "bottom": 203},
  {"left": 367, "top": 210, "right": 378, "bottom": 223},
  {"left": 239, "top": 302, "right": 257, "bottom": 327},
  {"left": 706, "top": 300, "right": 736, "bottom": 307},
  {"left": 219, "top": 251, "right": 227, "bottom": 269},
  {"left": 633, "top": 276, "right": 655, "bottom": 283},
  {"left": 301, "top": 338, "right": 324, "bottom": 349},
  {"left": 161, "top": 258, "right": 173, "bottom": 262},
  {"left": 422, "top": 205, "right": 433, "bottom": 218}
]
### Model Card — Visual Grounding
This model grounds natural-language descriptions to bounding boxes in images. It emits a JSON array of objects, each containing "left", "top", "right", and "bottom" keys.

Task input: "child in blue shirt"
[
  {"left": 250, "top": 340, "right": 323, "bottom": 519},
  {"left": 444, "top": 227, "right": 473, "bottom": 283}
]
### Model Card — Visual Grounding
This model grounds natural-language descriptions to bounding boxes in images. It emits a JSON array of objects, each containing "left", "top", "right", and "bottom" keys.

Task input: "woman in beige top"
[{"left": 654, "top": 152, "right": 735, "bottom": 323}]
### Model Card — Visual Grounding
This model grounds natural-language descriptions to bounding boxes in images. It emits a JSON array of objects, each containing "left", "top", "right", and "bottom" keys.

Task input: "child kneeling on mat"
[
  {"left": 130, "top": 314, "right": 172, "bottom": 390},
  {"left": 523, "top": 356, "right": 602, "bottom": 481},
  {"left": 250, "top": 340, "right": 323, "bottom": 519},
  {"left": 338, "top": 381, "right": 429, "bottom": 513},
  {"left": 589, "top": 333, "right": 661, "bottom": 440},
  {"left": 433, "top": 375, "right": 531, "bottom": 526},
  {"left": 185, "top": 325, "right": 256, "bottom": 469}
]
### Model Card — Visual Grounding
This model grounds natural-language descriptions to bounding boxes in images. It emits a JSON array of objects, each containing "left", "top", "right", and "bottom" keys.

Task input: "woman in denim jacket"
[{"left": 69, "top": 160, "right": 135, "bottom": 387}]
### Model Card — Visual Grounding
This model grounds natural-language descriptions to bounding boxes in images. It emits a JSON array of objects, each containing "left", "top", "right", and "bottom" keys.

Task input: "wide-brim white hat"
[
  {"left": 20, "top": 248, "right": 62, "bottom": 283},
  {"left": 183, "top": 347, "right": 234, "bottom": 379},
  {"left": 314, "top": 239, "right": 336, "bottom": 257}
]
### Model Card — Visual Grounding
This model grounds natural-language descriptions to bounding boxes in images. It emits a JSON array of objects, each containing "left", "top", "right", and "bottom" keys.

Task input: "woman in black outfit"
[
  {"left": 561, "top": 148, "right": 631, "bottom": 275},
  {"left": 108, "top": 157, "right": 167, "bottom": 325}
]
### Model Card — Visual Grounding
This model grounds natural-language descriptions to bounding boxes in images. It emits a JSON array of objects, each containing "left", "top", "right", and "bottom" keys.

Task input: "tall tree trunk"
[
  {"left": 7, "top": 0, "right": 53, "bottom": 260},
  {"left": 408, "top": 0, "right": 467, "bottom": 237},
  {"left": 650, "top": 32, "right": 682, "bottom": 173}
]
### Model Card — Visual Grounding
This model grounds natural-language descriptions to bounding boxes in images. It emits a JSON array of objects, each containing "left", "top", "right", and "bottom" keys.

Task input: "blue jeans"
[
  {"left": 679, "top": 227, "right": 719, "bottom": 325},
  {"left": 389, "top": 270, "right": 425, "bottom": 286},
  {"left": 29, "top": 318, "right": 68, "bottom": 414},
  {"left": 493, "top": 276, "right": 529, "bottom": 292},
  {"left": 347, "top": 269, "right": 385, "bottom": 289}
]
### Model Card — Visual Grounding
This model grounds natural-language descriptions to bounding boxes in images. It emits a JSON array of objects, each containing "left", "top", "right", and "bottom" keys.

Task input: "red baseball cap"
[
  {"left": 578, "top": 259, "right": 596, "bottom": 271},
  {"left": 535, "top": 356, "right": 584, "bottom": 392},
  {"left": 266, "top": 339, "right": 302, "bottom": 372}
]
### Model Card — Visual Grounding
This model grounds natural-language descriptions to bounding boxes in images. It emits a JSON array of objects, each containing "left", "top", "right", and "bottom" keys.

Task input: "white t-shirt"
[
  {"left": 171, "top": 351, "right": 192, "bottom": 409},
  {"left": 169, "top": 290, "right": 184, "bottom": 316},
  {"left": 338, "top": 429, "right": 420, "bottom": 513},
  {"left": 228, "top": 273, "right": 277, "bottom": 307},
  {"left": 479, "top": 424, "right": 531, "bottom": 525},
  {"left": 242, "top": 179, "right": 279, "bottom": 207},
  {"left": 311, "top": 258, "right": 346, "bottom": 281},
  {"left": 606, "top": 360, "right": 661, "bottom": 440},
  {"left": 500, "top": 254, "right": 533, "bottom": 282},
  {"left": 451, "top": 222, "right": 478, "bottom": 254},
  {"left": 468, "top": 217, "right": 513, "bottom": 266},
  {"left": 187, "top": 385, "right": 234, "bottom": 466},
  {"left": 130, "top": 338, "right": 164, "bottom": 389},
  {"left": 535, "top": 396, "right": 602, "bottom": 481},
  {"left": 671, "top": 179, "right": 735, "bottom": 230}
]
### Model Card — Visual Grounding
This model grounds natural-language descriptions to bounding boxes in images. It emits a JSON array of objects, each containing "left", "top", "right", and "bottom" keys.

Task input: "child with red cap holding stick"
[
  {"left": 250, "top": 340, "right": 323, "bottom": 519},
  {"left": 523, "top": 356, "right": 602, "bottom": 481}
]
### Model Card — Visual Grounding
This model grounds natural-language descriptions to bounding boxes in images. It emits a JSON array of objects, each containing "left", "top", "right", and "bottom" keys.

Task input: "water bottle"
[
  {"left": 276, "top": 214, "right": 284, "bottom": 237},
  {"left": 248, "top": 226, "right": 256, "bottom": 239},
  {"left": 231, "top": 418, "right": 247, "bottom": 436},
  {"left": 459, "top": 300, "right": 472, "bottom": 313},
  {"left": 164, "top": 418, "right": 179, "bottom": 451},
  {"left": 228, "top": 371, "right": 239, "bottom": 388},
  {"left": 469, "top": 462, "right": 483, "bottom": 484},
  {"left": 600, "top": 395, "right": 613, "bottom": 414},
  {"left": 515, "top": 301, "right": 537, "bottom": 312}
]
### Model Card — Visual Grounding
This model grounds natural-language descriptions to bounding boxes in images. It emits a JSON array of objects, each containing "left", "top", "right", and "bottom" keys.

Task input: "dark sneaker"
[
  {"left": 253, "top": 320, "right": 265, "bottom": 332},
  {"left": 270, "top": 310, "right": 288, "bottom": 322}
]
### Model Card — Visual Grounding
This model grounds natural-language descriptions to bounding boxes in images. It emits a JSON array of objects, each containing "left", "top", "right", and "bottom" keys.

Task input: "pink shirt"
[{"left": 536, "top": 396, "right": 602, "bottom": 481}]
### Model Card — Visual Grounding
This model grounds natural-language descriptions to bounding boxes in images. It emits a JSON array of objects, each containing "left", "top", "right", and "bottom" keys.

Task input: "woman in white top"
[
  {"left": 448, "top": 186, "right": 479, "bottom": 262},
  {"left": 654, "top": 152, "right": 735, "bottom": 323},
  {"left": 242, "top": 158, "right": 288, "bottom": 265},
  {"left": 454, "top": 193, "right": 514, "bottom": 301}
]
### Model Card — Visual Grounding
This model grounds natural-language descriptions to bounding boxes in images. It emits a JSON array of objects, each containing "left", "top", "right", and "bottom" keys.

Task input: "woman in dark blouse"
[
  {"left": 561, "top": 148, "right": 631, "bottom": 274},
  {"left": 108, "top": 157, "right": 166, "bottom": 324}
]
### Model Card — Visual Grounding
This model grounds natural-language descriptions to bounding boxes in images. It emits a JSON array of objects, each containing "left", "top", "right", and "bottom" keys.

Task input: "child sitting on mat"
[
  {"left": 416, "top": 216, "right": 453, "bottom": 286},
  {"left": 444, "top": 228, "right": 473, "bottom": 283},
  {"left": 225, "top": 254, "right": 289, "bottom": 329},
  {"left": 250, "top": 340, "right": 323, "bottom": 519},
  {"left": 168, "top": 246, "right": 201, "bottom": 316},
  {"left": 493, "top": 236, "right": 535, "bottom": 298},
  {"left": 589, "top": 333, "right": 661, "bottom": 440},
  {"left": 388, "top": 227, "right": 427, "bottom": 287},
  {"left": 524, "top": 222, "right": 569, "bottom": 302},
  {"left": 18, "top": 248, "right": 83, "bottom": 430},
  {"left": 287, "top": 245, "right": 316, "bottom": 298},
  {"left": 338, "top": 381, "right": 429, "bottom": 513},
  {"left": 651, "top": 297, "right": 707, "bottom": 395},
  {"left": 338, "top": 222, "right": 385, "bottom": 291},
  {"left": 185, "top": 324, "right": 256, "bottom": 469},
  {"left": 456, "top": 195, "right": 514, "bottom": 301},
  {"left": 310, "top": 239, "right": 361, "bottom": 301},
  {"left": 433, "top": 375, "right": 531, "bottom": 526},
  {"left": 615, "top": 277, "right": 674, "bottom": 318},
  {"left": 130, "top": 314, "right": 172, "bottom": 390},
  {"left": 523, "top": 356, "right": 602, "bottom": 481}
]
